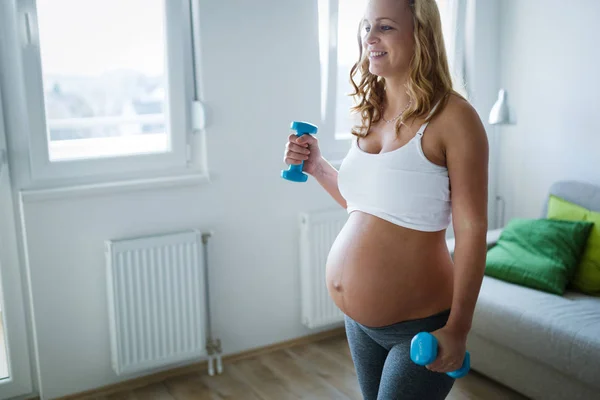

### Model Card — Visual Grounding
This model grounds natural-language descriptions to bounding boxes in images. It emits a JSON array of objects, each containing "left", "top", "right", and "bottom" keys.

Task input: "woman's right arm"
[
  {"left": 284, "top": 133, "right": 347, "bottom": 209},
  {"left": 311, "top": 157, "right": 347, "bottom": 209}
]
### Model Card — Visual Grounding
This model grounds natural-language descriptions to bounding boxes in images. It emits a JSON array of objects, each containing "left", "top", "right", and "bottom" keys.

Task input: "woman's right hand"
[{"left": 283, "top": 133, "right": 322, "bottom": 176}]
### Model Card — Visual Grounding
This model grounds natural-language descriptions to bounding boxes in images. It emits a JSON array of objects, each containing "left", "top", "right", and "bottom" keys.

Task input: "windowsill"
[
  {"left": 47, "top": 133, "right": 169, "bottom": 162},
  {"left": 19, "top": 170, "right": 211, "bottom": 203}
]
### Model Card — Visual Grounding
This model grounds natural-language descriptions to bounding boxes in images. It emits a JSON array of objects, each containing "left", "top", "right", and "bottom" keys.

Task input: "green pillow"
[
  {"left": 547, "top": 194, "right": 600, "bottom": 295},
  {"left": 485, "top": 218, "right": 593, "bottom": 295}
]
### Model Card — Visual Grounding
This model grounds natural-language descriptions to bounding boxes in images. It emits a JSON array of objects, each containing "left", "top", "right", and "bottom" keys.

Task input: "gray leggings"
[{"left": 344, "top": 309, "right": 455, "bottom": 400}]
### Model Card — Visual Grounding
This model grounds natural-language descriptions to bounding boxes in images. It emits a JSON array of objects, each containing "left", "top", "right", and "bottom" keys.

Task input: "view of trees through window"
[{"left": 36, "top": 0, "right": 168, "bottom": 160}]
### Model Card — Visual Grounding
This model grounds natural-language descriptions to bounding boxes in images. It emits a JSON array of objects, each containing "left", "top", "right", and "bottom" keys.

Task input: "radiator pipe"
[{"left": 201, "top": 231, "right": 223, "bottom": 375}]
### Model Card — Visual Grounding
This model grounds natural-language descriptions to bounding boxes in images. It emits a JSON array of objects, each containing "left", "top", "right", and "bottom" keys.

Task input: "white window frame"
[
  {"left": 317, "top": 0, "right": 354, "bottom": 163},
  {"left": 438, "top": 0, "right": 469, "bottom": 99},
  {"left": 15, "top": 0, "right": 206, "bottom": 187},
  {"left": 0, "top": 85, "right": 34, "bottom": 400}
]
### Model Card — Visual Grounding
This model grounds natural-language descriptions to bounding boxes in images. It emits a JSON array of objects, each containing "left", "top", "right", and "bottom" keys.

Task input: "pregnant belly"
[{"left": 325, "top": 212, "right": 454, "bottom": 327}]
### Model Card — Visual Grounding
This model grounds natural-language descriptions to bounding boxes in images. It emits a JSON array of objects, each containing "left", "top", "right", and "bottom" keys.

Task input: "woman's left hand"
[{"left": 426, "top": 326, "right": 468, "bottom": 373}]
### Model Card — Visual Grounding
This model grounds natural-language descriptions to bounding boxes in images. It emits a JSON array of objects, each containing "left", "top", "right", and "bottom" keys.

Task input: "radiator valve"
[{"left": 206, "top": 337, "right": 223, "bottom": 376}]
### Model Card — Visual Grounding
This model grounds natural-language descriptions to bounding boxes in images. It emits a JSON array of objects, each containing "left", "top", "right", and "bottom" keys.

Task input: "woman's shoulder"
[
  {"left": 436, "top": 93, "right": 487, "bottom": 142},
  {"left": 437, "top": 93, "right": 478, "bottom": 121}
]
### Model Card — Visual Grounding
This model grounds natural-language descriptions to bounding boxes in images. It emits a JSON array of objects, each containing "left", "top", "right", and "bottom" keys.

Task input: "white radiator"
[
  {"left": 299, "top": 208, "right": 348, "bottom": 329},
  {"left": 105, "top": 230, "right": 209, "bottom": 375}
]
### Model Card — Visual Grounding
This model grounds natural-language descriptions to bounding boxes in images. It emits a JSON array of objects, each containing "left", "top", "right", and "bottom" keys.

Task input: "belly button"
[{"left": 333, "top": 281, "right": 343, "bottom": 292}]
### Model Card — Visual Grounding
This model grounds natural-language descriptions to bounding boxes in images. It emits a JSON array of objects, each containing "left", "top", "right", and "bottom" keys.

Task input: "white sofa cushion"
[{"left": 471, "top": 276, "right": 600, "bottom": 390}]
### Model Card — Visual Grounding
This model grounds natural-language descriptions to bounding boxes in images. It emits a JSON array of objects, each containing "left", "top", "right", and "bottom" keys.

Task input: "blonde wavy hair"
[{"left": 349, "top": 0, "right": 461, "bottom": 137}]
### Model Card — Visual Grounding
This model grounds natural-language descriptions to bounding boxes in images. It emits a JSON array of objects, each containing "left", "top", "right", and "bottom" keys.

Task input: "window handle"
[
  {"left": 20, "top": 8, "right": 38, "bottom": 47},
  {"left": 24, "top": 12, "right": 33, "bottom": 45}
]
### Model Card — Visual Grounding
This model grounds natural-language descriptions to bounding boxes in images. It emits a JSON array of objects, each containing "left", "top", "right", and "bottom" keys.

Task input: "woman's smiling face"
[{"left": 361, "top": 0, "right": 415, "bottom": 79}]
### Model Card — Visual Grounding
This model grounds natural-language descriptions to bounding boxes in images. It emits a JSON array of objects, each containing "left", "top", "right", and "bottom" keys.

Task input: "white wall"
[
  {"left": 3, "top": 1, "right": 344, "bottom": 398},
  {"left": 466, "top": 0, "right": 501, "bottom": 229},
  {"left": 496, "top": 0, "right": 600, "bottom": 221}
]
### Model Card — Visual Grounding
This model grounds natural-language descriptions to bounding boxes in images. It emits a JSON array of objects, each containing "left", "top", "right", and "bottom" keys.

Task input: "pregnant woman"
[{"left": 283, "top": 0, "right": 489, "bottom": 398}]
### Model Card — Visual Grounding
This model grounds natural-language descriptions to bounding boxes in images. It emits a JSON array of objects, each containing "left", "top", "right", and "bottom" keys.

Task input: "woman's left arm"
[{"left": 427, "top": 99, "right": 489, "bottom": 374}]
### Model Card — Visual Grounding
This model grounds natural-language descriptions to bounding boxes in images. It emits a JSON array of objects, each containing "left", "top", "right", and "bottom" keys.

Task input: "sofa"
[{"left": 449, "top": 180, "right": 600, "bottom": 400}]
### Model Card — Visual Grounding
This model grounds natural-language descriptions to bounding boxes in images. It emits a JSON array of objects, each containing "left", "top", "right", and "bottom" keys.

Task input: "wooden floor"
[{"left": 93, "top": 334, "right": 528, "bottom": 400}]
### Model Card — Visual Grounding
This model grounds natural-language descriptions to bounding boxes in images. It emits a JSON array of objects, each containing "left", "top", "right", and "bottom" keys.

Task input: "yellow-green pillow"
[{"left": 547, "top": 195, "right": 600, "bottom": 295}]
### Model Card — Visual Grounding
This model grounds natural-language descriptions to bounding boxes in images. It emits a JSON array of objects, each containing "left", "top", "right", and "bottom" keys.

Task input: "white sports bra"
[{"left": 337, "top": 110, "right": 451, "bottom": 232}]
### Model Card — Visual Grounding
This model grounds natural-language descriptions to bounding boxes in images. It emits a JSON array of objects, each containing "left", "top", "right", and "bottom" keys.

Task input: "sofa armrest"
[{"left": 446, "top": 228, "right": 503, "bottom": 256}]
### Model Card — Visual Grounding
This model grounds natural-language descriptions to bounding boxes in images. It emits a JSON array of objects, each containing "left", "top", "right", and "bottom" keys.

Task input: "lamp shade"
[{"left": 489, "top": 89, "right": 514, "bottom": 125}]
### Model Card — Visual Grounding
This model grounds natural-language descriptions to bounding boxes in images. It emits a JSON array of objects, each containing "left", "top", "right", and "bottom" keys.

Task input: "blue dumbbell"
[
  {"left": 281, "top": 121, "right": 318, "bottom": 182},
  {"left": 410, "top": 332, "right": 470, "bottom": 379}
]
